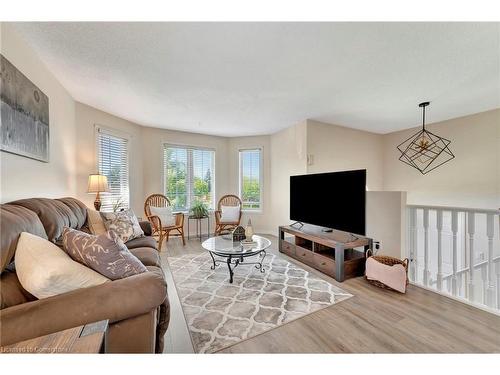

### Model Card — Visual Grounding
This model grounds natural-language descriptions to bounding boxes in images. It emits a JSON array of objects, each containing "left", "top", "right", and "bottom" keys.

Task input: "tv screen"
[{"left": 290, "top": 169, "right": 366, "bottom": 235}]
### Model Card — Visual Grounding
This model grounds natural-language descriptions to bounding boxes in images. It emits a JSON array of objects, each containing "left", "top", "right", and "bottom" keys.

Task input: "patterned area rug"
[{"left": 167, "top": 251, "right": 352, "bottom": 353}]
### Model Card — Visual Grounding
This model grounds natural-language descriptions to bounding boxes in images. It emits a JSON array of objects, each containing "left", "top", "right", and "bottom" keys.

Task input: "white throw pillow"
[
  {"left": 220, "top": 205, "right": 240, "bottom": 223},
  {"left": 15, "top": 232, "right": 109, "bottom": 299},
  {"left": 150, "top": 206, "right": 176, "bottom": 227}
]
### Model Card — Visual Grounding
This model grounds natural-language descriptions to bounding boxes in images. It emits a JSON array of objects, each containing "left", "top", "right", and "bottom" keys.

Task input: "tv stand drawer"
[
  {"left": 296, "top": 246, "right": 314, "bottom": 266},
  {"left": 280, "top": 241, "right": 295, "bottom": 256},
  {"left": 313, "top": 253, "right": 335, "bottom": 277}
]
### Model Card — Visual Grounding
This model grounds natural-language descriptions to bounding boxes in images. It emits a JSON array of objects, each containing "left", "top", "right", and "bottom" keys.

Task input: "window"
[
  {"left": 97, "top": 128, "right": 130, "bottom": 212},
  {"left": 239, "top": 148, "right": 262, "bottom": 210},
  {"left": 163, "top": 144, "right": 215, "bottom": 211}
]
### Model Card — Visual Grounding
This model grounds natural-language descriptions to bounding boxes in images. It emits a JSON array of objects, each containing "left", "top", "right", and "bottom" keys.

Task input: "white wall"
[
  {"left": 306, "top": 120, "right": 384, "bottom": 190},
  {"left": 0, "top": 23, "right": 77, "bottom": 202},
  {"left": 383, "top": 109, "right": 500, "bottom": 210},
  {"left": 268, "top": 121, "right": 308, "bottom": 232},
  {"left": 75, "top": 102, "right": 144, "bottom": 215},
  {"left": 366, "top": 191, "right": 407, "bottom": 258}
]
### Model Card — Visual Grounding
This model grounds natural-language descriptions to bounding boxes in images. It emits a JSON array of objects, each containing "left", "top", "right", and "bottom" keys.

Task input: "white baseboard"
[{"left": 410, "top": 281, "right": 500, "bottom": 317}]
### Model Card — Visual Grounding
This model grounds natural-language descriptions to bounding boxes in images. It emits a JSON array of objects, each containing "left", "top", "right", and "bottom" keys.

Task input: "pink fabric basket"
[{"left": 365, "top": 250, "right": 409, "bottom": 293}]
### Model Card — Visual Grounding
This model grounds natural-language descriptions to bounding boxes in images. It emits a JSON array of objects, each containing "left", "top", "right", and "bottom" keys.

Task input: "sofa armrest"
[
  {"left": 0, "top": 270, "right": 167, "bottom": 346},
  {"left": 139, "top": 220, "right": 153, "bottom": 236}
]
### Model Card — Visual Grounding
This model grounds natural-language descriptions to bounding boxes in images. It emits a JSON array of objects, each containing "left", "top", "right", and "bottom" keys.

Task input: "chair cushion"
[
  {"left": 62, "top": 228, "right": 148, "bottom": 281},
  {"left": 220, "top": 205, "right": 240, "bottom": 223},
  {"left": 101, "top": 209, "right": 144, "bottom": 242},
  {"left": 125, "top": 236, "right": 157, "bottom": 250},
  {"left": 15, "top": 232, "right": 109, "bottom": 299},
  {"left": 130, "top": 247, "right": 161, "bottom": 267},
  {"left": 150, "top": 206, "right": 175, "bottom": 227}
]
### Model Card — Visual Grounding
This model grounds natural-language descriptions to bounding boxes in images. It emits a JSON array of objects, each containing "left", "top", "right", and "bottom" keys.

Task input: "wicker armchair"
[
  {"left": 214, "top": 195, "right": 242, "bottom": 235},
  {"left": 144, "top": 194, "right": 185, "bottom": 249}
]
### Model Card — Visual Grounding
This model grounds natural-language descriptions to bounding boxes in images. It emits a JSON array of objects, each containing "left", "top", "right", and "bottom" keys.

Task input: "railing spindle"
[
  {"left": 486, "top": 214, "right": 495, "bottom": 307},
  {"left": 409, "top": 207, "right": 418, "bottom": 283},
  {"left": 467, "top": 212, "right": 475, "bottom": 302},
  {"left": 497, "top": 262, "right": 500, "bottom": 310},
  {"left": 436, "top": 209, "right": 443, "bottom": 292},
  {"left": 451, "top": 210, "right": 459, "bottom": 296},
  {"left": 423, "top": 208, "right": 430, "bottom": 286}
]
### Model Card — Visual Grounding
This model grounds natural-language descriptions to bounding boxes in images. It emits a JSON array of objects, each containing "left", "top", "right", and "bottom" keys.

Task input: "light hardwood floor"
[{"left": 160, "top": 235, "right": 500, "bottom": 354}]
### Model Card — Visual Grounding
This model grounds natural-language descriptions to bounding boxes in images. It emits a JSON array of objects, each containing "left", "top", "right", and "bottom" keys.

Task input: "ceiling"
[{"left": 11, "top": 22, "right": 500, "bottom": 137}]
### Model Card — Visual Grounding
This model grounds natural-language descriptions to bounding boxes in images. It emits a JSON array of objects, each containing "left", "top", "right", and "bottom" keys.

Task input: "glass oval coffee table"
[{"left": 202, "top": 235, "right": 271, "bottom": 283}]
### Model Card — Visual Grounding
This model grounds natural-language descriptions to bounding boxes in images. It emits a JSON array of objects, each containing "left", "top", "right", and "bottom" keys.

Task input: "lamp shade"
[{"left": 87, "top": 174, "right": 109, "bottom": 193}]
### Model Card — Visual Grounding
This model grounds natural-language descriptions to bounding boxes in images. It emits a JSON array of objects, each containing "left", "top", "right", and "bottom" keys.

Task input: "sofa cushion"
[
  {"left": 138, "top": 221, "right": 153, "bottom": 237},
  {"left": 0, "top": 269, "right": 37, "bottom": 309},
  {"left": 62, "top": 228, "right": 148, "bottom": 280},
  {"left": 125, "top": 236, "right": 157, "bottom": 250},
  {"left": 7, "top": 198, "right": 86, "bottom": 242},
  {"left": 130, "top": 247, "right": 161, "bottom": 267},
  {"left": 0, "top": 204, "right": 47, "bottom": 272},
  {"left": 16, "top": 232, "right": 109, "bottom": 299},
  {"left": 56, "top": 197, "right": 88, "bottom": 228}
]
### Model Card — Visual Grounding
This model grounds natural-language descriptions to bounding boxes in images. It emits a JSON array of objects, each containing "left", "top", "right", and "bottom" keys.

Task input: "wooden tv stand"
[{"left": 279, "top": 224, "right": 373, "bottom": 282}]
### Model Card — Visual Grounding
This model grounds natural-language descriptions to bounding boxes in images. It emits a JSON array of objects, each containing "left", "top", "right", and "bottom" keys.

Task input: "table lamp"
[{"left": 87, "top": 174, "right": 109, "bottom": 211}]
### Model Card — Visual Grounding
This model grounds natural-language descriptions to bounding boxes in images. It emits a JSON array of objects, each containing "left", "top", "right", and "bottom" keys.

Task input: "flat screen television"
[{"left": 290, "top": 169, "right": 366, "bottom": 235}]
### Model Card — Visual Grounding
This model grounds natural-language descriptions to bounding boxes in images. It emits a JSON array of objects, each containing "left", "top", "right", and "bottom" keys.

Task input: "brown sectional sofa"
[{"left": 0, "top": 197, "right": 169, "bottom": 353}]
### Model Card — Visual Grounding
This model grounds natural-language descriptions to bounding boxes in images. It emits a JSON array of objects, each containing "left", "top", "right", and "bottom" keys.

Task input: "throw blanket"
[{"left": 366, "top": 257, "right": 407, "bottom": 293}]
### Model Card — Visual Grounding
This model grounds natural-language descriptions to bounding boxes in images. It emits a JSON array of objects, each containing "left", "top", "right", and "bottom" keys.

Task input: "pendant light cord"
[{"left": 422, "top": 105, "right": 426, "bottom": 131}]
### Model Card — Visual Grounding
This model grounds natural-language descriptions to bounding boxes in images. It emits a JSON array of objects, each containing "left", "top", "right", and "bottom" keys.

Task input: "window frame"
[
  {"left": 94, "top": 125, "right": 131, "bottom": 212},
  {"left": 162, "top": 143, "right": 216, "bottom": 212},
  {"left": 238, "top": 147, "right": 263, "bottom": 213}
]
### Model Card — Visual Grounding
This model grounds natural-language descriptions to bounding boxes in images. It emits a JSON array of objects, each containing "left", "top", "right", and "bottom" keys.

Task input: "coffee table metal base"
[{"left": 208, "top": 250, "right": 267, "bottom": 283}]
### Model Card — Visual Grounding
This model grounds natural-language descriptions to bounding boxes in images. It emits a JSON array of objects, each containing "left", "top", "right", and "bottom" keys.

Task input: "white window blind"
[
  {"left": 163, "top": 144, "right": 215, "bottom": 211},
  {"left": 239, "top": 148, "right": 262, "bottom": 210},
  {"left": 97, "top": 128, "right": 130, "bottom": 212}
]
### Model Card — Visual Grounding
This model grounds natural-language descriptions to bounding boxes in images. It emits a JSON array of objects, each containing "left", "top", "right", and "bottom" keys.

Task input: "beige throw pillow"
[
  {"left": 15, "top": 232, "right": 109, "bottom": 299},
  {"left": 87, "top": 209, "right": 107, "bottom": 235},
  {"left": 62, "top": 227, "right": 147, "bottom": 280}
]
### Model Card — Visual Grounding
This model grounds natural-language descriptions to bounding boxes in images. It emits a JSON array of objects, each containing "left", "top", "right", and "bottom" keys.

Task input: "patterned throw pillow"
[
  {"left": 62, "top": 227, "right": 147, "bottom": 280},
  {"left": 100, "top": 209, "right": 144, "bottom": 243}
]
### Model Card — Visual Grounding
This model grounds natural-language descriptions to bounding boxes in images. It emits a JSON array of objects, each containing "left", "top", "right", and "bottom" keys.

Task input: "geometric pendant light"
[{"left": 397, "top": 102, "right": 455, "bottom": 175}]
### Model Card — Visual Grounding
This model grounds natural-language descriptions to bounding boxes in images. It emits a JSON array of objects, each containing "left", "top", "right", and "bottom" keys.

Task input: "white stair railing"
[{"left": 407, "top": 205, "right": 500, "bottom": 312}]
